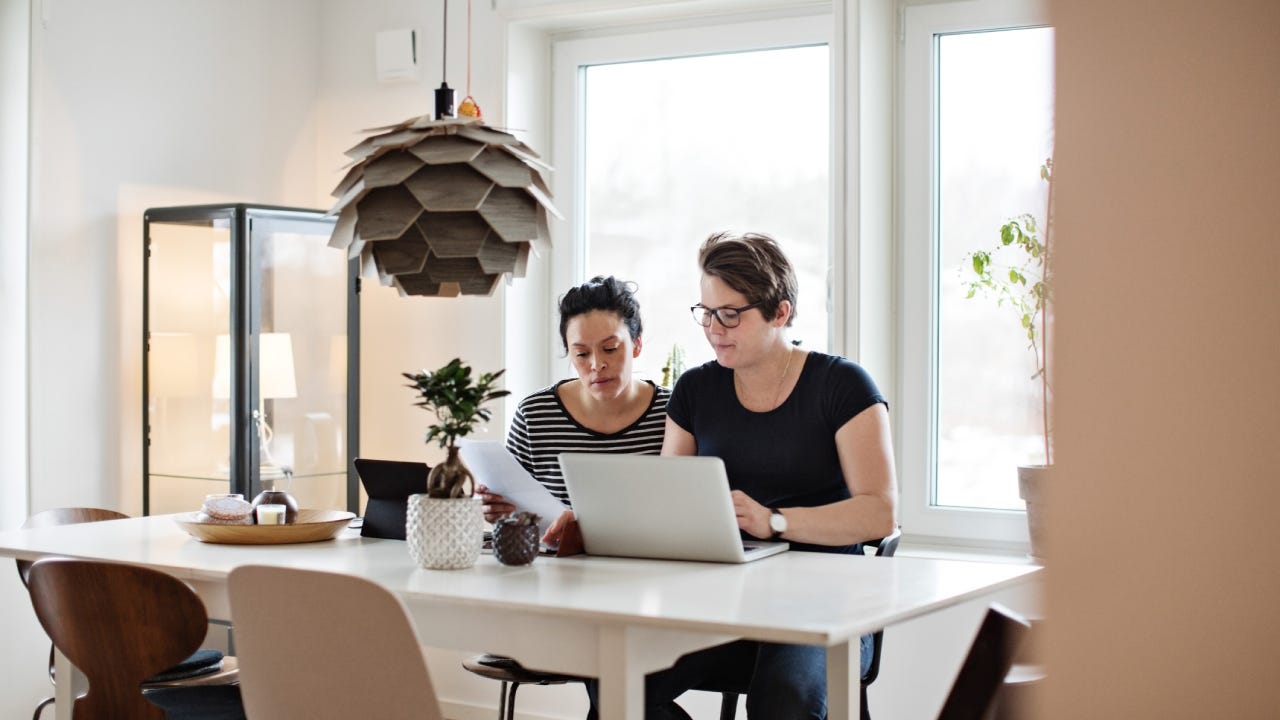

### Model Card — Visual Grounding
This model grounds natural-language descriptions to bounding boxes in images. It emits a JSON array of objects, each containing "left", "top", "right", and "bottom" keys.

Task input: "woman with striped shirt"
[{"left": 478, "top": 275, "right": 670, "bottom": 534}]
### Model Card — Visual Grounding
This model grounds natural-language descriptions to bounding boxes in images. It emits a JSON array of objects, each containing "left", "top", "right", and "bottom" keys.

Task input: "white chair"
[{"left": 227, "top": 565, "right": 444, "bottom": 720}]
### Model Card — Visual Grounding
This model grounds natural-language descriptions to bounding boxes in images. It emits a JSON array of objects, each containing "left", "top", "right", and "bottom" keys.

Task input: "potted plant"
[
  {"left": 401, "top": 358, "right": 510, "bottom": 569},
  {"left": 962, "top": 157, "right": 1054, "bottom": 558}
]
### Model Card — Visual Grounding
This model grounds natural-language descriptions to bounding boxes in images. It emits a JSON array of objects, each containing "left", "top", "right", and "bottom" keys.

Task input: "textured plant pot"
[
  {"left": 1018, "top": 464, "right": 1052, "bottom": 561},
  {"left": 406, "top": 494, "right": 484, "bottom": 570},
  {"left": 492, "top": 520, "right": 539, "bottom": 566}
]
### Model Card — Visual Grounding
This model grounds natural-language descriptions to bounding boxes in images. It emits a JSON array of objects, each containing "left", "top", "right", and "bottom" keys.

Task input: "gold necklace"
[
  {"left": 773, "top": 347, "right": 795, "bottom": 407},
  {"left": 736, "top": 347, "right": 795, "bottom": 410}
]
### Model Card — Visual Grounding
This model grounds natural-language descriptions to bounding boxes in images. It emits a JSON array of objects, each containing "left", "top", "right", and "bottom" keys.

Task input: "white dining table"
[{"left": 0, "top": 514, "right": 1039, "bottom": 720}]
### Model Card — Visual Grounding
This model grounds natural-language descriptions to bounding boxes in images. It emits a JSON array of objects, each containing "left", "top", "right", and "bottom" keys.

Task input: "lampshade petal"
[
  {"left": 331, "top": 163, "right": 364, "bottom": 199},
  {"left": 477, "top": 187, "right": 541, "bottom": 244},
  {"left": 527, "top": 175, "right": 563, "bottom": 220},
  {"left": 455, "top": 124, "right": 520, "bottom": 147},
  {"left": 355, "top": 185, "right": 422, "bottom": 241},
  {"left": 327, "top": 206, "right": 357, "bottom": 251},
  {"left": 416, "top": 213, "right": 489, "bottom": 259},
  {"left": 469, "top": 147, "right": 535, "bottom": 188},
  {"left": 329, "top": 177, "right": 368, "bottom": 217},
  {"left": 362, "top": 150, "right": 425, "bottom": 189},
  {"left": 408, "top": 135, "right": 486, "bottom": 165},
  {"left": 403, "top": 164, "right": 494, "bottom": 211},
  {"left": 476, "top": 230, "right": 519, "bottom": 274},
  {"left": 370, "top": 224, "right": 430, "bottom": 276},
  {"left": 499, "top": 143, "right": 553, "bottom": 174},
  {"left": 458, "top": 273, "right": 502, "bottom": 296},
  {"left": 394, "top": 270, "right": 448, "bottom": 297}
]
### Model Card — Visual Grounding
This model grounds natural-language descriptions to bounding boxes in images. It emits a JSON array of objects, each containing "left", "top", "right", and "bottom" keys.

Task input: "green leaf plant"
[
  {"left": 961, "top": 158, "right": 1055, "bottom": 465},
  {"left": 403, "top": 358, "right": 511, "bottom": 450}
]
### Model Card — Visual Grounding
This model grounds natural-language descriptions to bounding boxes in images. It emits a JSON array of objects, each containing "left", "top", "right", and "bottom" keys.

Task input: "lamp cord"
[{"left": 466, "top": 0, "right": 471, "bottom": 97}]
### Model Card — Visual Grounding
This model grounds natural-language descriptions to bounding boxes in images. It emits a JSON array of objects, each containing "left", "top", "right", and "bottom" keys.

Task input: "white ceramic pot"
[
  {"left": 406, "top": 494, "right": 484, "bottom": 570},
  {"left": 1018, "top": 464, "right": 1052, "bottom": 562}
]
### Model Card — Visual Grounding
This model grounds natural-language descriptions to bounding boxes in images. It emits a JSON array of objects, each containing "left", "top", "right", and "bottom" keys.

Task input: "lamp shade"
[
  {"left": 213, "top": 333, "right": 297, "bottom": 400},
  {"left": 326, "top": 116, "right": 559, "bottom": 297}
]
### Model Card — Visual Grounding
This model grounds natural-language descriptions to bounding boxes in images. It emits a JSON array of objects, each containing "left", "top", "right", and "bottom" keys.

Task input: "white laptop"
[{"left": 558, "top": 453, "right": 789, "bottom": 563}]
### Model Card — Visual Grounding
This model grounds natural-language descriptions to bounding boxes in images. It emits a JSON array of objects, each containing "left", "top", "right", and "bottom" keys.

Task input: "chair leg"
[
  {"left": 719, "top": 692, "right": 739, "bottom": 720},
  {"left": 506, "top": 682, "right": 521, "bottom": 720},
  {"left": 496, "top": 681, "right": 509, "bottom": 720},
  {"left": 860, "top": 682, "right": 870, "bottom": 720},
  {"left": 32, "top": 697, "right": 54, "bottom": 720}
]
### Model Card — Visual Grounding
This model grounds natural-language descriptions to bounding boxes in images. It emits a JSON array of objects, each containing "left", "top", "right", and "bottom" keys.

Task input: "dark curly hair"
[
  {"left": 698, "top": 231, "right": 798, "bottom": 327},
  {"left": 557, "top": 275, "right": 643, "bottom": 352}
]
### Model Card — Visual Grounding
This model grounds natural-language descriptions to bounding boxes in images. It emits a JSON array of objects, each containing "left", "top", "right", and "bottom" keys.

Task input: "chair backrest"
[
  {"left": 15, "top": 507, "right": 129, "bottom": 585},
  {"left": 864, "top": 525, "right": 901, "bottom": 558},
  {"left": 26, "top": 557, "right": 209, "bottom": 720},
  {"left": 936, "top": 604, "right": 1031, "bottom": 720},
  {"left": 227, "top": 565, "right": 444, "bottom": 720},
  {"left": 860, "top": 525, "right": 902, "bottom": 686}
]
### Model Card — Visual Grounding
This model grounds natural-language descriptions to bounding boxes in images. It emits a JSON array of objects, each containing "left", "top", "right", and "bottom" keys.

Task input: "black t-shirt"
[{"left": 667, "top": 351, "right": 886, "bottom": 554}]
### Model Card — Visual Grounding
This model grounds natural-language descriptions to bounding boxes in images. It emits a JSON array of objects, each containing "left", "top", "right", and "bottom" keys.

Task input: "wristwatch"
[{"left": 768, "top": 509, "right": 787, "bottom": 540}]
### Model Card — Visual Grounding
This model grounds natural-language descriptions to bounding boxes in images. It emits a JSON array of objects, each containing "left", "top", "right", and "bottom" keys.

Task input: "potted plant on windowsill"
[
  {"left": 402, "top": 358, "right": 510, "bottom": 569},
  {"left": 962, "top": 157, "right": 1054, "bottom": 559}
]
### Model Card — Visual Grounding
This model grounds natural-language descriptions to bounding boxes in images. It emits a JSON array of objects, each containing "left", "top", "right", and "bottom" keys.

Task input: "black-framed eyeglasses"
[{"left": 690, "top": 302, "right": 763, "bottom": 329}]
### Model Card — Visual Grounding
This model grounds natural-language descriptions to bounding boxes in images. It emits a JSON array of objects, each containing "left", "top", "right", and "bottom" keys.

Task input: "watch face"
[{"left": 770, "top": 512, "right": 786, "bottom": 533}]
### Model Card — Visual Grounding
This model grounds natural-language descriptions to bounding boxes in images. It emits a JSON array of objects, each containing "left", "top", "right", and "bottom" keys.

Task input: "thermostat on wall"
[{"left": 376, "top": 29, "right": 418, "bottom": 84}]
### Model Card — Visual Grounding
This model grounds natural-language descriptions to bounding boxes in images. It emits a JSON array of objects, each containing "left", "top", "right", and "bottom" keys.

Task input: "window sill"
[{"left": 897, "top": 537, "right": 1040, "bottom": 566}]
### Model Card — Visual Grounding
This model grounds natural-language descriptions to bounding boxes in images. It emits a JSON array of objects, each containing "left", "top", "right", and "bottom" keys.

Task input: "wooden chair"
[
  {"left": 16, "top": 508, "right": 128, "bottom": 719},
  {"left": 17, "top": 507, "right": 227, "bottom": 720},
  {"left": 936, "top": 604, "right": 1031, "bottom": 720},
  {"left": 24, "top": 557, "right": 242, "bottom": 720},
  {"left": 712, "top": 527, "right": 903, "bottom": 720},
  {"left": 227, "top": 564, "right": 445, "bottom": 720}
]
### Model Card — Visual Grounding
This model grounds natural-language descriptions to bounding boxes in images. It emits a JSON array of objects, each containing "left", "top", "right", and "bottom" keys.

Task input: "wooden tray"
[{"left": 175, "top": 509, "right": 356, "bottom": 545}]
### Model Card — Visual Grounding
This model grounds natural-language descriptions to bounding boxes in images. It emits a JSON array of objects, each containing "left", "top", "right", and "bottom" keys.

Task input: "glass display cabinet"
[{"left": 143, "top": 204, "right": 360, "bottom": 515}]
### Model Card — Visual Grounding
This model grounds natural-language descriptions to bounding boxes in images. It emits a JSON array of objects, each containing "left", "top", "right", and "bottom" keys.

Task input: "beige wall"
[{"left": 1046, "top": 0, "right": 1280, "bottom": 716}]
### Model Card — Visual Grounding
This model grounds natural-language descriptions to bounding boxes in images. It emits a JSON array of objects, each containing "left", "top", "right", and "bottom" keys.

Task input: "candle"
[{"left": 255, "top": 504, "right": 287, "bottom": 525}]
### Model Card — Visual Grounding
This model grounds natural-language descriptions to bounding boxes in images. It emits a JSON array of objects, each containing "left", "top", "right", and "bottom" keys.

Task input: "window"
[
  {"left": 551, "top": 13, "right": 833, "bottom": 382},
  {"left": 901, "top": 0, "right": 1053, "bottom": 544}
]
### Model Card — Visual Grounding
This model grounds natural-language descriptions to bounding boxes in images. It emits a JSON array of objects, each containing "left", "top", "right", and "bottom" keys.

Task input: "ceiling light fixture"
[{"left": 327, "top": 0, "right": 557, "bottom": 297}]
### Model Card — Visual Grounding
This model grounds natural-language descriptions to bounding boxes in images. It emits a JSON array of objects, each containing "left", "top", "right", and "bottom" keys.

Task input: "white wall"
[
  {"left": 27, "top": 0, "right": 326, "bottom": 516},
  {"left": 1, "top": 0, "right": 31, "bottom": 531}
]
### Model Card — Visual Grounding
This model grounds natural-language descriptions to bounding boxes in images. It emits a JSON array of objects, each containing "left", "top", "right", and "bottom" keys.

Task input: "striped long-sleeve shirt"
[{"left": 505, "top": 380, "right": 671, "bottom": 505}]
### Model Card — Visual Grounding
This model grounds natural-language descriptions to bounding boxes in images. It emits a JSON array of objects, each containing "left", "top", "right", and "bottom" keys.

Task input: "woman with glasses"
[
  {"left": 477, "top": 275, "right": 670, "bottom": 532},
  {"left": 647, "top": 231, "right": 898, "bottom": 720}
]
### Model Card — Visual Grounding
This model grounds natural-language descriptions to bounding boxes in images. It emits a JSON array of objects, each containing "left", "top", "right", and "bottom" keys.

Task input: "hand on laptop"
[
  {"left": 541, "top": 509, "right": 576, "bottom": 546},
  {"left": 732, "top": 489, "right": 773, "bottom": 539},
  {"left": 477, "top": 485, "right": 516, "bottom": 523}
]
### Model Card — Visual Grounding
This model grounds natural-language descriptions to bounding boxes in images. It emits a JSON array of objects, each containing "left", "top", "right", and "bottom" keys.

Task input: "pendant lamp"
[{"left": 327, "top": 0, "right": 558, "bottom": 297}]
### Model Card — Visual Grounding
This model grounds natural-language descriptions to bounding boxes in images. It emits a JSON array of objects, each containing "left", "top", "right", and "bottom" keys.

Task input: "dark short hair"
[
  {"left": 557, "top": 276, "right": 643, "bottom": 352},
  {"left": 698, "top": 231, "right": 798, "bottom": 327}
]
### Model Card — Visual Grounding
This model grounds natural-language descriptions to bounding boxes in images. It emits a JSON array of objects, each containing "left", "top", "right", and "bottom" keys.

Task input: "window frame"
[
  {"left": 548, "top": 11, "right": 836, "bottom": 381},
  {"left": 898, "top": 0, "right": 1051, "bottom": 546}
]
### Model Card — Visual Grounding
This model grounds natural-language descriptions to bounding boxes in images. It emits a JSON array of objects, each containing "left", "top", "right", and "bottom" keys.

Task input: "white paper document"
[{"left": 458, "top": 439, "right": 568, "bottom": 534}]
